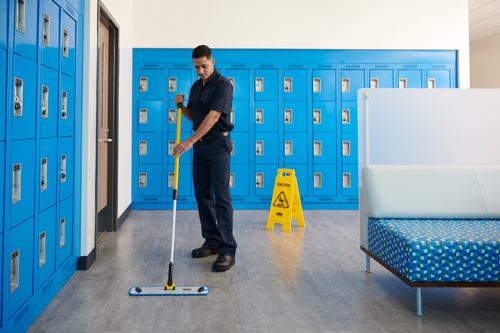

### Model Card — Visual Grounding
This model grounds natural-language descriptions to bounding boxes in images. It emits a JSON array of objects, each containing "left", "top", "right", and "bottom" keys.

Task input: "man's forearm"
[
  {"left": 181, "top": 106, "right": 194, "bottom": 122},
  {"left": 188, "top": 112, "right": 220, "bottom": 144}
]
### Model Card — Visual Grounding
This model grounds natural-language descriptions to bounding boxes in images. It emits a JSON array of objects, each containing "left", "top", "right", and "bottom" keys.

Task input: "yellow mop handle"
[{"left": 173, "top": 103, "right": 182, "bottom": 197}]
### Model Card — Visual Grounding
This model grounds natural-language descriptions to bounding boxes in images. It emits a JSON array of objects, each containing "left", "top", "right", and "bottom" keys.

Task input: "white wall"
[
  {"left": 132, "top": 0, "right": 470, "bottom": 88},
  {"left": 470, "top": 33, "right": 500, "bottom": 88}
]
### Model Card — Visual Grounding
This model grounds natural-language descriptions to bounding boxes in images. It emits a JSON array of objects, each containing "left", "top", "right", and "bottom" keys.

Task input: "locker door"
[
  {"left": 312, "top": 70, "right": 336, "bottom": 101},
  {"left": 342, "top": 165, "right": 359, "bottom": 197},
  {"left": 284, "top": 133, "right": 307, "bottom": 164},
  {"left": 340, "top": 101, "right": 358, "bottom": 134},
  {"left": 229, "top": 164, "right": 250, "bottom": 197},
  {"left": 312, "top": 101, "right": 335, "bottom": 133},
  {"left": 313, "top": 133, "right": 336, "bottom": 165},
  {"left": 426, "top": 70, "right": 451, "bottom": 88},
  {"left": 255, "top": 133, "right": 279, "bottom": 164},
  {"left": 139, "top": 133, "right": 163, "bottom": 164},
  {"left": 168, "top": 132, "right": 193, "bottom": 164},
  {"left": 139, "top": 101, "right": 163, "bottom": 132},
  {"left": 341, "top": 70, "right": 365, "bottom": 101},
  {"left": 38, "top": 205, "right": 56, "bottom": 288},
  {"left": 369, "top": 70, "right": 394, "bottom": 88},
  {"left": 255, "top": 164, "right": 278, "bottom": 197},
  {"left": 284, "top": 164, "right": 308, "bottom": 197},
  {"left": 11, "top": 139, "right": 35, "bottom": 228},
  {"left": 255, "top": 101, "right": 279, "bottom": 133},
  {"left": 57, "top": 196, "right": 73, "bottom": 267},
  {"left": 0, "top": 49, "right": 6, "bottom": 140},
  {"left": 60, "top": 74, "right": 75, "bottom": 137},
  {"left": 313, "top": 165, "right": 337, "bottom": 197},
  {"left": 0, "top": 0, "right": 6, "bottom": 50},
  {"left": 42, "top": 0, "right": 61, "bottom": 71},
  {"left": 39, "top": 138, "right": 57, "bottom": 212},
  {"left": 41, "top": 66, "right": 59, "bottom": 138},
  {"left": 139, "top": 69, "right": 163, "bottom": 101},
  {"left": 138, "top": 164, "right": 162, "bottom": 197},
  {"left": 398, "top": 70, "right": 422, "bottom": 88},
  {"left": 60, "top": 137, "right": 74, "bottom": 201},
  {"left": 61, "top": 12, "right": 76, "bottom": 77},
  {"left": 169, "top": 69, "right": 192, "bottom": 102},
  {"left": 0, "top": 143, "right": 4, "bottom": 232},
  {"left": 231, "top": 101, "right": 250, "bottom": 132},
  {"left": 226, "top": 69, "right": 250, "bottom": 100},
  {"left": 255, "top": 69, "right": 278, "bottom": 101},
  {"left": 9, "top": 217, "right": 34, "bottom": 318},
  {"left": 341, "top": 133, "right": 358, "bottom": 165},
  {"left": 230, "top": 133, "right": 250, "bottom": 164},
  {"left": 13, "top": 55, "right": 37, "bottom": 140},
  {"left": 14, "top": 0, "right": 38, "bottom": 62},
  {"left": 283, "top": 69, "right": 307, "bottom": 100},
  {"left": 168, "top": 164, "right": 192, "bottom": 197},
  {"left": 283, "top": 101, "right": 307, "bottom": 133},
  {"left": 168, "top": 100, "right": 192, "bottom": 133}
]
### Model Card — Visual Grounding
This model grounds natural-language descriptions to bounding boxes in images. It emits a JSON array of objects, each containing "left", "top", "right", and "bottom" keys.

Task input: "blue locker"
[
  {"left": 168, "top": 100, "right": 192, "bottom": 133},
  {"left": 231, "top": 100, "right": 250, "bottom": 132},
  {"left": 138, "top": 164, "right": 162, "bottom": 197},
  {"left": 312, "top": 101, "right": 335, "bottom": 133},
  {"left": 284, "top": 133, "right": 307, "bottom": 165},
  {"left": 57, "top": 195, "right": 73, "bottom": 267},
  {"left": 139, "top": 101, "right": 163, "bottom": 132},
  {"left": 0, "top": 0, "right": 6, "bottom": 50},
  {"left": 283, "top": 69, "right": 307, "bottom": 100},
  {"left": 139, "top": 69, "right": 163, "bottom": 101},
  {"left": 9, "top": 217, "right": 34, "bottom": 318},
  {"left": 255, "top": 132, "right": 279, "bottom": 164},
  {"left": 169, "top": 69, "right": 192, "bottom": 102},
  {"left": 168, "top": 132, "right": 193, "bottom": 163},
  {"left": 313, "top": 165, "right": 337, "bottom": 197},
  {"left": 342, "top": 165, "right": 359, "bottom": 197},
  {"left": 229, "top": 164, "right": 250, "bottom": 197},
  {"left": 230, "top": 132, "right": 249, "bottom": 164},
  {"left": 312, "top": 70, "right": 336, "bottom": 101},
  {"left": 167, "top": 164, "right": 192, "bottom": 197},
  {"left": 284, "top": 164, "right": 308, "bottom": 197},
  {"left": 427, "top": 70, "right": 451, "bottom": 88},
  {"left": 14, "top": 0, "right": 38, "bottom": 62},
  {"left": 60, "top": 74, "right": 75, "bottom": 137},
  {"left": 39, "top": 138, "right": 57, "bottom": 212},
  {"left": 11, "top": 139, "right": 35, "bottom": 228},
  {"left": 41, "top": 66, "right": 59, "bottom": 138},
  {"left": 61, "top": 12, "right": 76, "bottom": 77},
  {"left": 226, "top": 69, "right": 250, "bottom": 100},
  {"left": 255, "top": 164, "right": 278, "bottom": 197},
  {"left": 255, "top": 101, "right": 278, "bottom": 133},
  {"left": 284, "top": 101, "right": 307, "bottom": 133},
  {"left": 341, "top": 133, "right": 358, "bottom": 165},
  {"left": 369, "top": 70, "right": 394, "bottom": 88},
  {"left": 398, "top": 70, "right": 422, "bottom": 88},
  {"left": 13, "top": 55, "right": 37, "bottom": 140},
  {"left": 313, "top": 133, "right": 336, "bottom": 165},
  {"left": 42, "top": 0, "right": 61, "bottom": 71},
  {"left": 340, "top": 101, "right": 358, "bottom": 134},
  {"left": 0, "top": 143, "right": 4, "bottom": 233},
  {"left": 59, "top": 137, "right": 74, "bottom": 200},
  {"left": 255, "top": 69, "right": 278, "bottom": 101},
  {"left": 341, "top": 70, "right": 365, "bottom": 101},
  {"left": 38, "top": 205, "right": 56, "bottom": 288},
  {"left": 139, "top": 133, "right": 163, "bottom": 164},
  {"left": 0, "top": 49, "right": 6, "bottom": 140}
]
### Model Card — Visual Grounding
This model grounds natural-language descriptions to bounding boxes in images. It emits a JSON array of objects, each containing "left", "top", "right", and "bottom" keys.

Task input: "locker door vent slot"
[
  {"left": 139, "top": 141, "right": 148, "bottom": 155},
  {"left": 284, "top": 109, "right": 292, "bottom": 124},
  {"left": 317, "top": 65, "right": 332, "bottom": 68},
  {"left": 370, "top": 78, "right": 379, "bottom": 88},
  {"left": 342, "top": 78, "right": 350, "bottom": 93},
  {"left": 230, "top": 109, "right": 235, "bottom": 124},
  {"left": 173, "top": 64, "right": 188, "bottom": 68},
  {"left": 16, "top": 0, "right": 25, "bottom": 33},
  {"left": 403, "top": 65, "right": 417, "bottom": 69},
  {"left": 43, "top": 14, "right": 50, "bottom": 47},
  {"left": 228, "top": 78, "right": 235, "bottom": 91},
  {"left": 314, "top": 141, "right": 322, "bottom": 156},
  {"left": 259, "top": 64, "right": 274, "bottom": 68},
  {"left": 140, "top": 77, "right": 148, "bottom": 92},
  {"left": 169, "top": 77, "right": 177, "bottom": 92},
  {"left": 168, "top": 109, "right": 176, "bottom": 123},
  {"left": 42, "top": 86, "right": 49, "bottom": 118},
  {"left": 399, "top": 78, "right": 407, "bottom": 88},
  {"left": 60, "top": 218, "right": 66, "bottom": 248},
  {"left": 343, "top": 173, "right": 351, "bottom": 188},
  {"left": 63, "top": 29, "right": 69, "bottom": 58},
  {"left": 39, "top": 232, "right": 46, "bottom": 268},
  {"left": 61, "top": 91, "right": 67, "bottom": 119},
  {"left": 346, "top": 65, "right": 360, "bottom": 68},
  {"left": 229, "top": 173, "right": 234, "bottom": 187},
  {"left": 61, "top": 154, "right": 67, "bottom": 183},
  {"left": 313, "top": 109, "right": 321, "bottom": 124},
  {"left": 12, "top": 164, "right": 22, "bottom": 204},
  {"left": 342, "top": 109, "right": 350, "bottom": 125},
  {"left": 375, "top": 65, "right": 389, "bottom": 68},
  {"left": 432, "top": 65, "right": 446, "bottom": 69},
  {"left": 231, "top": 141, "right": 235, "bottom": 156},
  {"left": 284, "top": 78, "right": 292, "bottom": 92},
  {"left": 255, "top": 78, "right": 263, "bottom": 92},
  {"left": 140, "top": 109, "right": 148, "bottom": 123},
  {"left": 168, "top": 141, "right": 176, "bottom": 155},
  {"left": 427, "top": 78, "right": 436, "bottom": 89},
  {"left": 10, "top": 250, "right": 20, "bottom": 293},
  {"left": 41, "top": 158, "right": 48, "bottom": 192},
  {"left": 256, "top": 141, "right": 263, "bottom": 155},
  {"left": 230, "top": 64, "right": 245, "bottom": 68},
  {"left": 342, "top": 141, "right": 351, "bottom": 156},
  {"left": 14, "top": 78, "right": 23, "bottom": 117},
  {"left": 256, "top": 109, "right": 263, "bottom": 124},
  {"left": 288, "top": 64, "right": 303, "bottom": 68},
  {"left": 314, "top": 173, "right": 322, "bottom": 188},
  {"left": 168, "top": 173, "right": 174, "bottom": 188},
  {"left": 256, "top": 173, "right": 264, "bottom": 188},
  {"left": 313, "top": 78, "right": 321, "bottom": 92},
  {"left": 285, "top": 141, "right": 293, "bottom": 156},
  {"left": 139, "top": 173, "right": 147, "bottom": 187}
]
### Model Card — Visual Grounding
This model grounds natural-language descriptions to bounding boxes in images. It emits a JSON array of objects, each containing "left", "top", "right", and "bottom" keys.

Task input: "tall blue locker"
[
  {"left": 226, "top": 69, "right": 250, "bottom": 101},
  {"left": 255, "top": 101, "right": 279, "bottom": 132},
  {"left": 284, "top": 132, "right": 307, "bottom": 164},
  {"left": 14, "top": 0, "right": 39, "bottom": 62},
  {"left": 11, "top": 139, "right": 36, "bottom": 228},
  {"left": 255, "top": 133, "right": 278, "bottom": 164},
  {"left": 39, "top": 138, "right": 58, "bottom": 212},
  {"left": 0, "top": 49, "right": 6, "bottom": 140},
  {"left": 255, "top": 164, "right": 278, "bottom": 197},
  {"left": 61, "top": 12, "right": 76, "bottom": 77},
  {"left": 283, "top": 101, "right": 307, "bottom": 133},
  {"left": 168, "top": 69, "right": 192, "bottom": 102},
  {"left": 313, "top": 164, "right": 337, "bottom": 197},
  {"left": 139, "top": 101, "right": 163, "bottom": 133},
  {"left": 283, "top": 69, "right": 307, "bottom": 100},
  {"left": 139, "top": 69, "right": 163, "bottom": 101},
  {"left": 38, "top": 205, "right": 57, "bottom": 288},
  {"left": 313, "top": 133, "right": 336, "bottom": 165},
  {"left": 41, "top": 65, "right": 59, "bottom": 138},
  {"left": 341, "top": 133, "right": 358, "bottom": 165},
  {"left": 42, "top": 0, "right": 61, "bottom": 71},
  {"left": 13, "top": 55, "right": 37, "bottom": 140},
  {"left": 255, "top": 69, "right": 278, "bottom": 101},
  {"left": 230, "top": 164, "right": 250, "bottom": 197},
  {"left": 312, "top": 70, "right": 336, "bottom": 101},
  {"left": 0, "top": 0, "right": 7, "bottom": 50},
  {"left": 138, "top": 132, "right": 163, "bottom": 164},
  {"left": 138, "top": 164, "right": 162, "bottom": 197},
  {"left": 57, "top": 196, "right": 73, "bottom": 267},
  {"left": 231, "top": 101, "right": 250, "bottom": 132},
  {"left": 59, "top": 137, "right": 74, "bottom": 201},
  {"left": 312, "top": 101, "right": 335, "bottom": 133},
  {"left": 60, "top": 74, "right": 75, "bottom": 137}
]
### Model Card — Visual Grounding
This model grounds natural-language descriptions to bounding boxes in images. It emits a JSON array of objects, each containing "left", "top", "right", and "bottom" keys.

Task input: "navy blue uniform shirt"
[{"left": 187, "top": 69, "right": 234, "bottom": 136}]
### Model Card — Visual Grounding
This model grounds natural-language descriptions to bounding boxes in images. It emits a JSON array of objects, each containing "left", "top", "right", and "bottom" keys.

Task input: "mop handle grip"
[{"left": 173, "top": 103, "right": 182, "bottom": 199}]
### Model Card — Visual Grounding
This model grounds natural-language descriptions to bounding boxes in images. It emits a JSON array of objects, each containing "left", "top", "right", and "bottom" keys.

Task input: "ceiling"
[{"left": 469, "top": 0, "right": 500, "bottom": 41}]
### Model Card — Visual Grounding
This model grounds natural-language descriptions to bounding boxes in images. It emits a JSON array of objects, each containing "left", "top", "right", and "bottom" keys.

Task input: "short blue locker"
[
  {"left": 139, "top": 69, "right": 163, "bottom": 101},
  {"left": 341, "top": 133, "right": 358, "bottom": 165},
  {"left": 14, "top": 0, "right": 38, "bottom": 62},
  {"left": 61, "top": 12, "right": 76, "bottom": 77},
  {"left": 169, "top": 69, "right": 192, "bottom": 102},
  {"left": 60, "top": 74, "right": 75, "bottom": 137},
  {"left": 42, "top": 0, "right": 61, "bottom": 71},
  {"left": 312, "top": 101, "right": 335, "bottom": 133},
  {"left": 39, "top": 138, "right": 57, "bottom": 212},
  {"left": 59, "top": 137, "right": 74, "bottom": 201},
  {"left": 0, "top": 143, "right": 4, "bottom": 233},
  {"left": 139, "top": 132, "right": 163, "bottom": 164},
  {"left": 255, "top": 164, "right": 278, "bottom": 197},
  {"left": 369, "top": 70, "right": 394, "bottom": 88},
  {"left": 9, "top": 217, "right": 34, "bottom": 318},
  {"left": 230, "top": 132, "right": 250, "bottom": 164},
  {"left": 313, "top": 164, "right": 337, "bottom": 197},
  {"left": 229, "top": 164, "right": 250, "bottom": 197},
  {"left": 255, "top": 69, "right": 278, "bottom": 101},
  {"left": 41, "top": 66, "right": 59, "bottom": 138},
  {"left": 13, "top": 55, "right": 37, "bottom": 140},
  {"left": 313, "top": 132, "right": 336, "bottom": 165},
  {"left": 168, "top": 132, "right": 193, "bottom": 164},
  {"left": 255, "top": 132, "right": 279, "bottom": 164},
  {"left": 0, "top": 0, "right": 7, "bottom": 50},
  {"left": 57, "top": 196, "right": 73, "bottom": 267},
  {"left": 426, "top": 70, "right": 451, "bottom": 88},
  {"left": 138, "top": 164, "right": 162, "bottom": 197},
  {"left": 283, "top": 101, "right": 307, "bottom": 133},
  {"left": 342, "top": 165, "right": 359, "bottom": 197},
  {"left": 11, "top": 139, "right": 35, "bottom": 229},
  {"left": 168, "top": 100, "right": 192, "bottom": 133},
  {"left": 226, "top": 69, "right": 250, "bottom": 100},
  {"left": 168, "top": 164, "right": 192, "bottom": 197},
  {"left": 312, "top": 70, "right": 336, "bottom": 101},
  {"left": 231, "top": 100, "right": 250, "bottom": 132},
  {"left": 0, "top": 49, "right": 6, "bottom": 140},
  {"left": 139, "top": 101, "right": 163, "bottom": 132},
  {"left": 340, "top": 101, "right": 358, "bottom": 134},
  {"left": 341, "top": 70, "right": 365, "bottom": 101},
  {"left": 38, "top": 205, "right": 56, "bottom": 288},
  {"left": 284, "top": 164, "right": 308, "bottom": 197},
  {"left": 283, "top": 69, "right": 307, "bottom": 101},
  {"left": 398, "top": 70, "right": 422, "bottom": 88},
  {"left": 255, "top": 101, "right": 279, "bottom": 133},
  {"left": 284, "top": 133, "right": 307, "bottom": 165}
]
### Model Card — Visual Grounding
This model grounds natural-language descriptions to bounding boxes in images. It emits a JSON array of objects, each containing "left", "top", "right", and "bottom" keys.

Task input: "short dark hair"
[{"left": 192, "top": 45, "right": 212, "bottom": 60}]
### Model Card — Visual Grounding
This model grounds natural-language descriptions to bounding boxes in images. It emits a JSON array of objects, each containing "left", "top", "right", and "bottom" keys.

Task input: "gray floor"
[{"left": 28, "top": 210, "right": 500, "bottom": 333}]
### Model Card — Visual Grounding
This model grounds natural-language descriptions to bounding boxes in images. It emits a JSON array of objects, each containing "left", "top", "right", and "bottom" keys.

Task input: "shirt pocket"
[{"left": 201, "top": 93, "right": 215, "bottom": 105}]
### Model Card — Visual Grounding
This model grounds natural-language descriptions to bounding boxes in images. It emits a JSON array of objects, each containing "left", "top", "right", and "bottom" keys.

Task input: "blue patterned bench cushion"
[{"left": 368, "top": 218, "right": 500, "bottom": 282}]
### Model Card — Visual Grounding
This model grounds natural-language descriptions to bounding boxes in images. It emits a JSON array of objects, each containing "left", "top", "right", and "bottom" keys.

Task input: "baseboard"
[
  {"left": 117, "top": 203, "right": 132, "bottom": 229},
  {"left": 77, "top": 247, "right": 96, "bottom": 270}
]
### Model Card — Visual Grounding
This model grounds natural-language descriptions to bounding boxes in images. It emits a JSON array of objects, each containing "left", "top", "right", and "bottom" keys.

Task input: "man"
[{"left": 173, "top": 45, "right": 237, "bottom": 272}]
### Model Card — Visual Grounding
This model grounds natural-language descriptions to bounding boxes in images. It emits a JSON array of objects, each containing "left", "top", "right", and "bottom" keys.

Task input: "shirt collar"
[{"left": 207, "top": 68, "right": 220, "bottom": 85}]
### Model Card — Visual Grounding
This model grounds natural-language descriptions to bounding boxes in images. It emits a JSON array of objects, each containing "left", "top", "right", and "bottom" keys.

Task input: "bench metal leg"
[
  {"left": 365, "top": 254, "right": 371, "bottom": 273},
  {"left": 415, "top": 287, "right": 424, "bottom": 317}
]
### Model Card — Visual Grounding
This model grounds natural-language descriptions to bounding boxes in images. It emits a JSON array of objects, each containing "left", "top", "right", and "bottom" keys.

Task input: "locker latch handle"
[
  {"left": 140, "top": 109, "right": 148, "bottom": 124},
  {"left": 60, "top": 218, "right": 66, "bottom": 248},
  {"left": 169, "top": 77, "right": 177, "bottom": 92},
  {"left": 255, "top": 78, "right": 264, "bottom": 92},
  {"left": 314, "top": 173, "right": 322, "bottom": 188},
  {"left": 41, "top": 158, "right": 47, "bottom": 192},
  {"left": 313, "top": 109, "right": 321, "bottom": 124},
  {"left": 168, "top": 109, "right": 176, "bottom": 123},
  {"left": 42, "top": 85, "right": 49, "bottom": 118},
  {"left": 14, "top": 78, "right": 23, "bottom": 117},
  {"left": 39, "top": 232, "right": 46, "bottom": 268},
  {"left": 140, "top": 77, "right": 148, "bottom": 92},
  {"left": 43, "top": 14, "right": 50, "bottom": 47},
  {"left": 63, "top": 29, "right": 69, "bottom": 58},
  {"left": 370, "top": 78, "right": 379, "bottom": 88},
  {"left": 12, "top": 164, "right": 21, "bottom": 204},
  {"left": 284, "top": 78, "right": 292, "bottom": 92},
  {"left": 10, "top": 249, "right": 20, "bottom": 294},
  {"left": 256, "top": 173, "right": 264, "bottom": 188},
  {"left": 284, "top": 141, "right": 293, "bottom": 155},
  {"left": 61, "top": 91, "right": 67, "bottom": 119},
  {"left": 342, "top": 109, "right": 350, "bottom": 125},
  {"left": 284, "top": 109, "right": 292, "bottom": 124},
  {"left": 16, "top": 0, "right": 25, "bottom": 33},
  {"left": 313, "top": 78, "right": 321, "bottom": 93},
  {"left": 61, "top": 154, "right": 67, "bottom": 183},
  {"left": 256, "top": 141, "right": 264, "bottom": 155},
  {"left": 342, "top": 78, "right": 350, "bottom": 93},
  {"left": 139, "top": 173, "right": 147, "bottom": 187}
]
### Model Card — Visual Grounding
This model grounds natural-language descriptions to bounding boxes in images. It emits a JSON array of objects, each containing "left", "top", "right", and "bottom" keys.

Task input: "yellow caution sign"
[{"left": 267, "top": 169, "right": 305, "bottom": 232}]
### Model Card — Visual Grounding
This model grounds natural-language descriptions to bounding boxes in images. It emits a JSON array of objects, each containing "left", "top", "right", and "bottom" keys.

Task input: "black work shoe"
[
  {"left": 191, "top": 243, "right": 219, "bottom": 258},
  {"left": 212, "top": 254, "right": 235, "bottom": 272}
]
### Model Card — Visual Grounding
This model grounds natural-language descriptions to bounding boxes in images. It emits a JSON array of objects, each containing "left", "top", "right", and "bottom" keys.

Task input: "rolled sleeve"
[{"left": 210, "top": 80, "right": 233, "bottom": 115}]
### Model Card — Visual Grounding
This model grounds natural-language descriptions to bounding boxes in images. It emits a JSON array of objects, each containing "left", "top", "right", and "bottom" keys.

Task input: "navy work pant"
[{"left": 193, "top": 135, "right": 237, "bottom": 257}]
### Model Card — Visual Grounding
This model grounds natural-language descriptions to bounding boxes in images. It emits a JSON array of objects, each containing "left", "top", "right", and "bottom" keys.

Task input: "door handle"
[{"left": 104, "top": 138, "right": 113, "bottom": 143}]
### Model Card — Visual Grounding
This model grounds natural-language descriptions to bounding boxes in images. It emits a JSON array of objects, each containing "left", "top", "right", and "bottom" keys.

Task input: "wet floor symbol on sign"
[{"left": 273, "top": 191, "right": 289, "bottom": 208}]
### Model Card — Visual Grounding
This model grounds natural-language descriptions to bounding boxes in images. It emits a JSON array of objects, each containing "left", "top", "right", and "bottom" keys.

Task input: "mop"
[{"left": 129, "top": 103, "right": 209, "bottom": 296}]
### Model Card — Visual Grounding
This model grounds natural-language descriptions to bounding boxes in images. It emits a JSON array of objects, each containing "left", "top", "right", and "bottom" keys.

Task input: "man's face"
[{"left": 193, "top": 56, "right": 215, "bottom": 80}]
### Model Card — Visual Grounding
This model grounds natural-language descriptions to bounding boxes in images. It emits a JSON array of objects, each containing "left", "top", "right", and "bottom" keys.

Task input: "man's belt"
[{"left": 199, "top": 131, "right": 230, "bottom": 142}]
